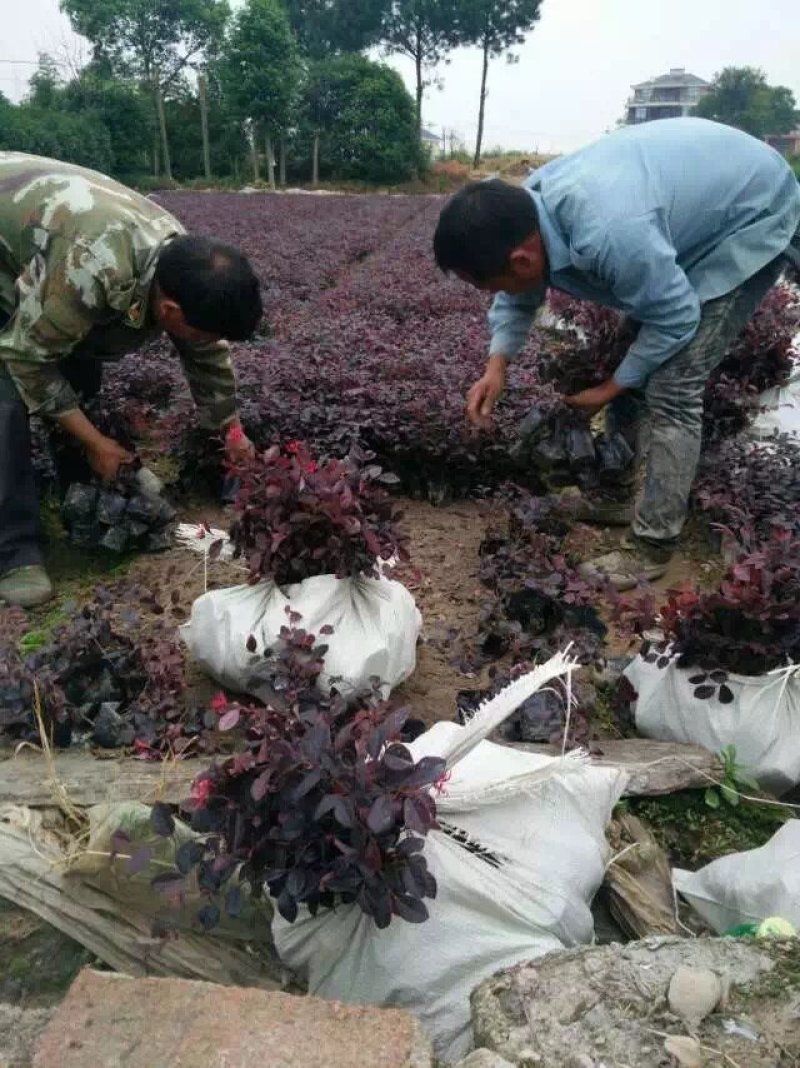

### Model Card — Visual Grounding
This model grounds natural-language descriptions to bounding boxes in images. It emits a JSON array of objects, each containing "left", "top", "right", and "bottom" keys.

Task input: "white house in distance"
[
  {"left": 626, "top": 68, "right": 710, "bottom": 124},
  {"left": 421, "top": 127, "right": 443, "bottom": 155}
]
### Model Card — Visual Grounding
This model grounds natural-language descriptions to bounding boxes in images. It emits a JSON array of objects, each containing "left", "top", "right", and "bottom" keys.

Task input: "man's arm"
[
  {"left": 172, "top": 336, "right": 239, "bottom": 430},
  {"left": 172, "top": 336, "right": 254, "bottom": 462},
  {"left": 468, "top": 286, "right": 546, "bottom": 428},
  {"left": 0, "top": 241, "right": 134, "bottom": 476},
  {"left": 487, "top": 286, "right": 546, "bottom": 362},
  {"left": 567, "top": 211, "right": 701, "bottom": 413}
]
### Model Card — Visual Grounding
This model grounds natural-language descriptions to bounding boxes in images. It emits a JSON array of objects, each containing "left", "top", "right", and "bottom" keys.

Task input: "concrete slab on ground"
[{"left": 471, "top": 936, "right": 800, "bottom": 1068}]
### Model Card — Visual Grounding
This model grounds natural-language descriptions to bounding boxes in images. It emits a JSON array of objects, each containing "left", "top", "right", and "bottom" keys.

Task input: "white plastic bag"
[
  {"left": 273, "top": 713, "right": 627, "bottom": 1063},
  {"left": 181, "top": 574, "right": 421, "bottom": 700},
  {"left": 673, "top": 821, "right": 800, "bottom": 933},
  {"left": 625, "top": 656, "right": 800, "bottom": 795}
]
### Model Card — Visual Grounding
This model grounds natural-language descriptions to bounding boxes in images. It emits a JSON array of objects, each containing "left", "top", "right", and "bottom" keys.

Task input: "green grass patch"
[{"left": 624, "top": 791, "right": 793, "bottom": 870}]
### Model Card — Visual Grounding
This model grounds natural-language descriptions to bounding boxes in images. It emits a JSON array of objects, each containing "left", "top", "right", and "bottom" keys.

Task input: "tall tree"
[
  {"left": 382, "top": 1, "right": 461, "bottom": 137},
  {"left": 60, "top": 0, "right": 230, "bottom": 178},
  {"left": 297, "top": 54, "right": 421, "bottom": 184},
  {"left": 26, "top": 53, "right": 63, "bottom": 110},
  {"left": 459, "top": 0, "right": 542, "bottom": 168},
  {"left": 284, "top": 0, "right": 387, "bottom": 59},
  {"left": 62, "top": 61, "right": 152, "bottom": 175},
  {"left": 220, "top": 0, "right": 301, "bottom": 187},
  {"left": 694, "top": 67, "right": 798, "bottom": 140}
]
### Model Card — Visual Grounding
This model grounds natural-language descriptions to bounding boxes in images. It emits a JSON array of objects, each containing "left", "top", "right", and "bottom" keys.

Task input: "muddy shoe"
[
  {"left": 0, "top": 565, "right": 54, "bottom": 608},
  {"left": 578, "top": 536, "right": 672, "bottom": 592},
  {"left": 560, "top": 492, "right": 635, "bottom": 527}
]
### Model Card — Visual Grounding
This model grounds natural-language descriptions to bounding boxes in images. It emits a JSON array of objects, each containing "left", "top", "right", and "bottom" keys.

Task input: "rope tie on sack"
[{"left": 760, "top": 659, "right": 800, "bottom": 709}]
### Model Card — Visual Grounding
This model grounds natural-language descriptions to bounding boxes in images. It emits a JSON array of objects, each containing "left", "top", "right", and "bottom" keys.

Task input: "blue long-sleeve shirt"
[{"left": 488, "top": 118, "right": 800, "bottom": 388}]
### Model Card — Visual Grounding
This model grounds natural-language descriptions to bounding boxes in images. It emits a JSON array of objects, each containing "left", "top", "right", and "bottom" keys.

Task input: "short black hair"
[
  {"left": 433, "top": 179, "right": 539, "bottom": 283},
  {"left": 156, "top": 235, "right": 263, "bottom": 341}
]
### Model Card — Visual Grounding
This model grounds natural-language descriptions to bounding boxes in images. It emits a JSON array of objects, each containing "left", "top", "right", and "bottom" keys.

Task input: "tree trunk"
[
  {"left": 154, "top": 79, "right": 172, "bottom": 181},
  {"left": 198, "top": 73, "right": 212, "bottom": 181},
  {"left": 473, "top": 41, "right": 490, "bottom": 170},
  {"left": 152, "top": 131, "right": 160, "bottom": 178},
  {"left": 279, "top": 134, "right": 287, "bottom": 187},
  {"left": 250, "top": 130, "right": 260, "bottom": 182},
  {"left": 415, "top": 50, "right": 423, "bottom": 140},
  {"left": 312, "top": 131, "right": 320, "bottom": 186},
  {"left": 265, "top": 131, "right": 276, "bottom": 190}
]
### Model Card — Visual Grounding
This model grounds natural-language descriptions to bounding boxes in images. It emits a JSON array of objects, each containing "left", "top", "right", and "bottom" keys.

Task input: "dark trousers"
[{"left": 0, "top": 356, "right": 102, "bottom": 574}]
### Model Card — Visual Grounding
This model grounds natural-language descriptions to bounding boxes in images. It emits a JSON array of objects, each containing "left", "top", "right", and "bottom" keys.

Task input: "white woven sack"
[
  {"left": 273, "top": 666, "right": 628, "bottom": 1064},
  {"left": 181, "top": 574, "right": 421, "bottom": 700},
  {"left": 626, "top": 656, "right": 800, "bottom": 795},
  {"left": 752, "top": 370, "right": 800, "bottom": 441},
  {"left": 673, "top": 821, "right": 800, "bottom": 933}
]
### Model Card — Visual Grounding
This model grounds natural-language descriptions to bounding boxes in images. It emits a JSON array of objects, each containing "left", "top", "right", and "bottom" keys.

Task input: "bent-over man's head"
[
  {"left": 434, "top": 179, "right": 547, "bottom": 295},
  {"left": 153, "top": 235, "right": 263, "bottom": 344}
]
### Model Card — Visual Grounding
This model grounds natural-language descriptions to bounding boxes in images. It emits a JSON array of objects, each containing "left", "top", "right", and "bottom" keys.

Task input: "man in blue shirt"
[{"left": 434, "top": 118, "right": 800, "bottom": 590}]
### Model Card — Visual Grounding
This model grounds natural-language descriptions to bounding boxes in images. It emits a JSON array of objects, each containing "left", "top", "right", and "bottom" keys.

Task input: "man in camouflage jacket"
[{"left": 0, "top": 152, "right": 262, "bottom": 606}]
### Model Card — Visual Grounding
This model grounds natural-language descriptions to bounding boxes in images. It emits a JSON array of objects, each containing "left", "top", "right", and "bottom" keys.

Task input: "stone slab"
[{"left": 32, "top": 970, "right": 433, "bottom": 1068}]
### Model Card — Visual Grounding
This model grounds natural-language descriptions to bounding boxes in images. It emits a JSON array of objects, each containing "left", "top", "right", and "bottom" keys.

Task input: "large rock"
[
  {"left": 456, "top": 1052, "right": 516, "bottom": 1068},
  {"left": 32, "top": 970, "right": 433, "bottom": 1068},
  {"left": 471, "top": 936, "right": 800, "bottom": 1068},
  {"left": 0, "top": 1003, "right": 54, "bottom": 1068}
]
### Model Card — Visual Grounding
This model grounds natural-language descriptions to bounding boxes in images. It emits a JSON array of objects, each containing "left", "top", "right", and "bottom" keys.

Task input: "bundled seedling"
[
  {"left": 0, "top": 585, "right": 199, "bottom": 753},
  {"left": 513, "top": 393, "right": 634, "bottom": 491},
  {"left": 62, "top": 465, "right": 176, "bottom": 554},
  {"left": 157, "top": 625, "right": 444, "bottom": 929},
  {"left": 230, "top": 442, "right": 408, "bottom": 584}
]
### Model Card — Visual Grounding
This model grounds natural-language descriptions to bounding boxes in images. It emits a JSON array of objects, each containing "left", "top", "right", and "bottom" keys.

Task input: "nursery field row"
[{"left": 8, "top": 192, "right": 800, "bottom": 786}]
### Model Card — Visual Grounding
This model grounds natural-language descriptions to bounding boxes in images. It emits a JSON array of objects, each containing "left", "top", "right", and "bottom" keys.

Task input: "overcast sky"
[{"left": 3, "top": 0, "right": 799, "bottom": 154}]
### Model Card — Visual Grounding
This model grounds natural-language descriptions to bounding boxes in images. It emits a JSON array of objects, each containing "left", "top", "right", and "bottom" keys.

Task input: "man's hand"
[
  {"left": 56, "top": 409, "right": 134, "bottom": 481},
  {"left": 466, "top": 355, "right": 508, "bottom": 430},
  {"left": 224, "top": 422, "right": 256, "bottom": 465},
  {"left": 565, "top": 378, "right": 626, "bottom": 418},
  {"left": 85, "top": 435, "right": 135, "bottom": 481}
]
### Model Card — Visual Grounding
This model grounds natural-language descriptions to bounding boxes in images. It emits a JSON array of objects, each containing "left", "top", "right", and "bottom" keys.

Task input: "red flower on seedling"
[
  {"left": 225, "top": 424, "right": 246, "bottom": 446},
  {"left": 191, "top": 776, "right": 214, "bottom": 806},
  {"left": 433, "top": 770, "right": 452, "bottom": 795},
  {"left": 210, "top": 692, "right": 228, "bottom": 715}
]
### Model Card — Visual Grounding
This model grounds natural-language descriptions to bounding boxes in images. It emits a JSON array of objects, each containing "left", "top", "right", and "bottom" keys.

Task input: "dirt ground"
[
  {"left": 90, "top": 495, "right": 724, "bottom": 728},
  {"left": 390, "top": 499, "right": 493, "bottom": 724}
]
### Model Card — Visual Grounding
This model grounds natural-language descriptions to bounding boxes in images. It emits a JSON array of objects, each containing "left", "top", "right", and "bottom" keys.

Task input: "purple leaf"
[
  {"left": 366, "top": 795, "right": 395, "bottom": 835},
  {"left": 196, "top": 904, "right": 221, "bottom": 930},
  {"left": 392, "top": 894, "right": 429, "bottom": 924},
  {"left": 693, "top": 685, "right": 717, "bottom": 700},
  {"left": 150, "top": 802, "right": 175, "bottom": 837},
  {"left": 218, "top": 707, "right": 241, "bottom": 731},
  {"left": 126, "top": 846, "right": 154, "bottom": 876}
]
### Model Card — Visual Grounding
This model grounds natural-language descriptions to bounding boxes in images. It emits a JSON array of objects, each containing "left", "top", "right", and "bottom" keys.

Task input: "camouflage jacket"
[{"left": 0, "top": 152, "right": 238, "bottom": 428}]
